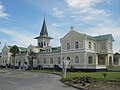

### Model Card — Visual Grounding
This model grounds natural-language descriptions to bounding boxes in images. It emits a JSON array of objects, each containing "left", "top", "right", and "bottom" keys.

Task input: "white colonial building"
[{"left": 0, "top": 19, "right": 119, "bottom": 71}]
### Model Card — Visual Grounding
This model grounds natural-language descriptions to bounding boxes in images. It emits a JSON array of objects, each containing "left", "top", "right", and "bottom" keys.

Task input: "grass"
[
  {"left": 65, "top": 72, "right": 120, "bottom": 81},
  {"left": 27, "top": 69, "right": 120, "bottom": 81},
  {"left": 29, "top": 70, "right": 120, "bottom": 81}
]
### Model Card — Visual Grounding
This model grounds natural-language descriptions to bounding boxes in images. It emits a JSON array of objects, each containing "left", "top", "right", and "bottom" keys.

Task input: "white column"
[{"left": 84, "top": 39, "right": 87, "bottom": 68}]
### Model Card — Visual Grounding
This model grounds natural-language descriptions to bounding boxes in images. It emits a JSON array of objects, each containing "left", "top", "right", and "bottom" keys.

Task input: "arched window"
[
  {"left": 38, "top": 42, "right": 41, "bottom": 47},
  {"left": 50, "top": 58, "right": 53, "bottom": 64},
  {"left": 67, "top": 43, "right": 70, "bottom": 50},
  {"left": 67, "top": 57, "right": 71, "bottom": 63},
  {"left": 75, "top": 56, "right": 79, "bottom": 63},
  {"left": 67, "top": 57, "right": 70, "bottom": 61},
  {"left": 44, "top": 41, "right": 46, "bottom": 46},
  {"left": 98, "top": 57, "right": 105, "bottom": 65},
  {"left": 75, "top": 41, "right": 79, "bottom": 49},
  {"left": 94, "top": 43, "right": 96, "bottom": 50},
  {"left": 43, "top": 58, "right": 46, "bottom": 64},
  {"left": 88, "top": 56, "right": 93, "bottom": 64},
  {"left": 58, "top": 57, "right": 61, "bottom": 64},
  {"left": 41, "top": 42, "right": 43, "bottom": 48},
  {"left": 89, "top": 42, "right": 91, "bottom": 49}
]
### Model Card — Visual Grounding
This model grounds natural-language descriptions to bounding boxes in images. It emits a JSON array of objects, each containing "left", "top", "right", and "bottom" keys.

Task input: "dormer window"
[{"left": 67, "top": 42, "right": 70, "bottom": 50}]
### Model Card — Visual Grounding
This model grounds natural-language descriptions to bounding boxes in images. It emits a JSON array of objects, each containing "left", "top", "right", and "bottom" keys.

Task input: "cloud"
[
  {"left": 0, "top": 28, "right": 36, "bottom": 47},
  {"left": 65, "top": 0, "right": 110, "bottom": 23},
  {"left": 52, "top": 22, "right": 68, "bottom": 27},
  {"left": 53, "top": 7, "right": 65, "bottom": 17},
  {"left": 0, "top": 2, "right": 9, "bottom": 19},
  {"left": 65, "top": 0, "right": 104, "bottom": 9}
]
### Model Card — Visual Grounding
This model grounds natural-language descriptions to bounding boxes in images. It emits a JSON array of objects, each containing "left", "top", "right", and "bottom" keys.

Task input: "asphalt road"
[{"left": 0, "top": 69, "right": 78, "bottom": 90}]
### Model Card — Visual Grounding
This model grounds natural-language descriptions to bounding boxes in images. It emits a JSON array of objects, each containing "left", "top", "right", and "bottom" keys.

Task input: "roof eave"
[{"left": 34, "top": 36, "right": 53, "bottom": 39}]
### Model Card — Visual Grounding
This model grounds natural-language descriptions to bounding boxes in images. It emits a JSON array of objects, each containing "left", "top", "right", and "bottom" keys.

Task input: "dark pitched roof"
[
  {"left": 19, "top": 47, "right": 27, "bottom": 53},
  {"left": 40, "top": 18, "right": 48, "bottom": 36},
  {"left": 93, "top": 34, "right": 114, "bottom": 41},
  {"left": 34, "top": 18, "right": 53, "bottom": 39},
  {"left": 34, "top": 35, "right": 53, "bottom": 39},
  {"left": 40, "top": 46, "right": 61, "bottom": 54},
  {"left": 8, "top": 46, "right": 12, "bottom": 48},
  {"left": 114, "top": 53, "right": 120, "bottom": 57},
  {"left": 52, "top": 47, "right": 61, "bottom": 52},
  {"left": 8, "top": 46, "right": 27, "bottom": 53},
  {"left": 86, "top": 35, "right": 96, "bottom": 40},
  {"left": 114, "top": 52, "right": 120, "bottom": 55}
]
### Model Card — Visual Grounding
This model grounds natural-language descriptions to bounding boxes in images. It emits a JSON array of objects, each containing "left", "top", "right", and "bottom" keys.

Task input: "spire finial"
[{"left": 70, "top": 26, "right": 74, "bottom": 31}]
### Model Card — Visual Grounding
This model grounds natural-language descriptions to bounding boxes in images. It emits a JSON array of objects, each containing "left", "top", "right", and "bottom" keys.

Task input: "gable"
[
  {"left": 61, "top": 30, "right": 85, "bottom": 42},
  {"left": 2, "top": 45, "right": 10, "bottom": 52}
]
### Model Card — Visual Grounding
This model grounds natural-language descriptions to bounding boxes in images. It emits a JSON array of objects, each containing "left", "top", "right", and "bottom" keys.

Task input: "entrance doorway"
[{"left": 109, "top": 56, "right": 112, "bottom": 65}]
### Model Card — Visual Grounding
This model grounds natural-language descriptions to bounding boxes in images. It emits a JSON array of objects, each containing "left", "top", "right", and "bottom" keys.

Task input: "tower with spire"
[{"left": 34, "top": 18, "right": 53, "bottom": 48}]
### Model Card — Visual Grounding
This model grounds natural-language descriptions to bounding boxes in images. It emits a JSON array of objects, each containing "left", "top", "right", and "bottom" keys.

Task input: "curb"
[{"left": 60, "top": 80, "right": 86, "bottom": 90}]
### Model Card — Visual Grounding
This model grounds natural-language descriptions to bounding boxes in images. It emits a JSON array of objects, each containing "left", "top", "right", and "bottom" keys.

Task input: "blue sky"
[{"left": 0, "top": 0, "right": 120, "bottom": 52}]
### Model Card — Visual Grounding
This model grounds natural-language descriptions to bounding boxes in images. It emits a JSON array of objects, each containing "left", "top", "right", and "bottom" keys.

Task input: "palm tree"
[
  {"left": 28, "top": 50, "right": 37, "bottom": 69},
  {"left": 9, "top": 45, "right": 20, "bottom": 68}
]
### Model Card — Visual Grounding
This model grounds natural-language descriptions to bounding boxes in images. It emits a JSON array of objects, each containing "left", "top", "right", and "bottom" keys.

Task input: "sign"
[
  {"left": 63, "top": 60, "right": 70, "bottom": 68},
  {"left": 63, "top": 60, "right": 70, "bottom": 78}
]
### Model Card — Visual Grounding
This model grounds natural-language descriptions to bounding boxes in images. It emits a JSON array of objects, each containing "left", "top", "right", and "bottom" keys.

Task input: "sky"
[{"left": 0, "top": 0, "right": 120, "bottom": 52}]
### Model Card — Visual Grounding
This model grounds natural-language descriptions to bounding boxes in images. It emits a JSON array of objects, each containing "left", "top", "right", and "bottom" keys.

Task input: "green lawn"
[
  {"left": 29, "top": 70, "right": 120, "bottom": 81},
  {"left": 66, "top": 72, "right": 120, "bottom": 81}
]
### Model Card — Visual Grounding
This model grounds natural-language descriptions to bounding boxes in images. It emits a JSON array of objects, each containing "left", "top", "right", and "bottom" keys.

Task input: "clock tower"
[{"left": 34, "top": 18, "right": 53, "bottom": 48}]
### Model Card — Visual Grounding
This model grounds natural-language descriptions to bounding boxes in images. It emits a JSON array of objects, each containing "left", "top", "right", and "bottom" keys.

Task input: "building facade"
[{"left": 0, "top": 19, "right": 118, "bottom": 71}]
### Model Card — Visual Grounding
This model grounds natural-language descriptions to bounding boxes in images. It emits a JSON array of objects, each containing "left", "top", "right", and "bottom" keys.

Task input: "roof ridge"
[{"left": 93, "top": 34, "right": 112, "bottom": 37}]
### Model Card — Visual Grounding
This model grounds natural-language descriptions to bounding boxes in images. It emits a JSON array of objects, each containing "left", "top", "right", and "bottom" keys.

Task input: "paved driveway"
[{"left": 0, "top": 70, "right": 79, "bottom": 90}]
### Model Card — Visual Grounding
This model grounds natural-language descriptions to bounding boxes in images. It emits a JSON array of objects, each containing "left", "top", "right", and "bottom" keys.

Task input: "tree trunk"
[{"left": 13, "top": 56, "right": 15, "bottom": 69}]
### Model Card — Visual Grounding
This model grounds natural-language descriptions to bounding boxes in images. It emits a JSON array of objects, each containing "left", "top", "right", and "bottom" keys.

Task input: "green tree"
[
  {"left": 9, "top": 45, "right": 20, "bottom": 68},
  {"left": 28, "top": 50, "right": 37, "bottom": 69}
]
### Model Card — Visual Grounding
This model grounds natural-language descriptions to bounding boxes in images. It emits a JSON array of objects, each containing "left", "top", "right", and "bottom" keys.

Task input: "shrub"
[
  {"left": 103, "top": 73, "right": 107, "bottom": 78},
  {"left": 70, "top": 65, "right": 74, "bottom": 71}
]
